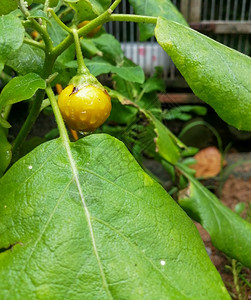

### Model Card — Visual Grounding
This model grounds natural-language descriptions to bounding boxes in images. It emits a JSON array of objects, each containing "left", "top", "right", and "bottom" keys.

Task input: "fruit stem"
[{"left": 72, "top": 29, "right": 89, "bottom": 75}]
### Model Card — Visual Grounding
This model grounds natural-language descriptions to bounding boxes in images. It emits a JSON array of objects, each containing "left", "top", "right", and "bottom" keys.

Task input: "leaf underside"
[{"left": 155, "top": 18, "right": 251, "bottom": 131}]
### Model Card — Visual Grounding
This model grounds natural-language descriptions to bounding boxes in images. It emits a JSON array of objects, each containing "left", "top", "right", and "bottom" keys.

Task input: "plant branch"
[
  {"left": 23, "top": 38, "right": 45, "bottom": 50},
  {"left": 52, "top": 0, "right": 122, "bottom": 58},
  {"left": 18, "top": 0, "right": 30, "bottom": 17},
  {"left": 30, "top": 20, "right": 53, "bottom": 52},
  {"left": 46, "top": 86, "right": 70, "bottom": 144},
  {"left": 44, "top": 0, "right": 50, "bottom": 14},
  {"left": 18, "top": 0, "right": 53, "bottom": 51},
  {"left": 48, "top": 8, "right": 72, "bottom": 33},
  {"left": 12, "top": 89, "right": 45, "bottom": 157},
  {"left": 110, "top": 14, "right": 157, "bottom": 24}
]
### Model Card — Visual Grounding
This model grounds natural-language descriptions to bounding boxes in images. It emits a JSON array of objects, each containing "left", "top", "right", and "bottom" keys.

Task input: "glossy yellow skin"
[
  {"left": 78, "top": 21, "right": 102, "bottom": 37},
  {"left": 58, "top": 84, "right": 111, "bottom": 132}
]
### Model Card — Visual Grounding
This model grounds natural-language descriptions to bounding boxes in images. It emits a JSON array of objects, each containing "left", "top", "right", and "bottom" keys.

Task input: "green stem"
[
  {"left": 72, "top": 29, "right": 89, "bottom": 74},
  {"left": 44, "top": 0, "right": 50, "bottom": 13},
  {"left": 110, "top": 14, "right": 157, "bottom": 24},
  {"left": 23, "top": 37, "right": 45, "bottom": 50},
  {"left": 18, "top": 0, "right": 30, "bottom": 17},
  {"left": 46, "top": 86, "right": 70, "bottom": 144},
  {"left": 48, "top": 8, "right": 72, "bottom": 33},
  {"left": 30, "top": 20, "right": 53, "bottom": 53},
  {"left": 12, "top": 89, "right": 45, "bottom": 156},
  {"left": 232, "top": 260, "right": 242, "bottom": 300},
  {"left": 18, "top": 1, "right": 53, "bottom": 52},
  {"left": 136, "top": 87, "right": 147, "bottom": 102}
]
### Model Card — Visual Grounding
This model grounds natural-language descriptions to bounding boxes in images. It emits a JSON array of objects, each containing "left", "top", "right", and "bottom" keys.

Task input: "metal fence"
[{"left": 104, "top": 0, "right": 251, "bottom": 85}]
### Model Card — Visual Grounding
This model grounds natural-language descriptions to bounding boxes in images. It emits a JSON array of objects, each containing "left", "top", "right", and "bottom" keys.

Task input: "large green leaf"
[
  {"left": 0, "top": 126, "right": 12, "bottom": 177},
  {"left": 177, "top": 163, "right": 251, "bottom": 268},
  {"left": 155, "top": 18, "right": 251, "bottom": 131},
  {"left": 129, "top": 0, "right": 188, "bottom": 41},
  {"left": 6, "top": 44, "right": 45, "bottom": 75},
  {"left": 65, "top": 0, "right": 111, "bottom": 22},
  {"left": 0, "top": 73, "right": 46, "bottom": 111},
  {"left": 0, "top": 134, "right": 230, "bottom": 299},
  {"left": 0, "top": 14, "right": 25, "bottom": 66}
]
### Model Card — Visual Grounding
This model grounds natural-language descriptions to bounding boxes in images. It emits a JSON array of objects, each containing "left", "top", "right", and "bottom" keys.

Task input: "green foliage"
[
  {"left": 155, "top": 17, "right": 251, "bottom": 131},
  {"left": 129, "top": 0, "right": 188, "bottom": 40},
  {"left": 163, "top": 105, "right": 207, "bottom": 121},
  {"left": 0, "top": 0, "right": 32, "bottom": 15},
  {"left": 0, "top": 0, "right": 250, "bottom": 298},
  {"left": 6, "top": 44, "right": 45, "bottom": 75},
  {"left": 0, "top": 134, "right": 230, "bottom": 299},
  {"left": 0, "top": 127, "right": 12, "bottom": 176},
  {"left": 65, "top": 0, "right": 111, "bottom": 22},
  {"left": 148, "top": 114, "right": 180, "bottom": 164},
  {"left": 0, "top": 14, "right": 25, "bottom": 70},
  {"left": 0, "top": 73, "right": 46, "bottom": 111},
  {"left": 178, "top": 164, "right": 251, "bottom": 269}
]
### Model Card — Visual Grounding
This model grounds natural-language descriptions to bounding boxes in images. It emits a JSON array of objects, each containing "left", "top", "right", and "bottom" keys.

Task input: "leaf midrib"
[{"left": 63, "top": 140, "right": 113, "bottom": 299}]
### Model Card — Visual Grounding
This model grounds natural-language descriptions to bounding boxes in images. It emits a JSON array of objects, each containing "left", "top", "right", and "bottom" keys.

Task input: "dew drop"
[{"left": 160, "top": 260, "right": 166, "bottom": 266}]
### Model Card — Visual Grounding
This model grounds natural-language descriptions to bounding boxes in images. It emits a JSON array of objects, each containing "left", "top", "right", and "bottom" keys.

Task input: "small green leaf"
[
  {"left": 92, "top": 34, "right": 124, "bottom": 64},
  {"left": 6, "top": 44, "right": 45, "bottom": 75},
  {"left": 129, "top": 0, "right": 188, "bottom": 41},
  {"left": 155, "top": 18, "right": 251, "bottom": 131},
  {"left": 0, "top": 134, "right": 230, "bottom": 299},
  {"left": 80, "top": 38, "right": 101, "bottom": 57},
  {"left": 47, "top": 18, "right": 68, "bottom": 46},
  {"left": 0, "top": 73, "right": 46, "bottom": 110},
  {"left": 108, "top": 99, "right": 138, "bottom": 124},
  {"left": 65, "top": 0, "right": 111, "bottom": 22},
  {"left": 163, "top": 106, "right": 207, "bottom": 121},
  {"left": 0, "top": 117, "right": 11, "bottom": 129},
  {"left": 0, "top": 126, "right": 12, "bottom": 176},
  {"left": 0, "top": 14, "right": 25, "bottom": 66},
  {"left": 86, "top": 57, "right": 145, "bottom": 83},
  {"left": 28, "top": 9, "right": 51, "bottom": 24},
  {"left": 178, "top": 163, "right": 251, "bottom": 269},
  {"left": 142, "top": 68, "right": 165, "bottom": 94},
  {"left": 144, "top": 113, "right": 180, "bottom": 164}
]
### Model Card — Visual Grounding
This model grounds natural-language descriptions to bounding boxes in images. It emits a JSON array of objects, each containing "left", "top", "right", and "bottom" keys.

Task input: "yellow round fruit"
[
  {"left": 77, "top": 20, "right": 102, "bottom": 37},
  {"left": 58, "top": 84, "right": 111, "bottom": 132}
]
